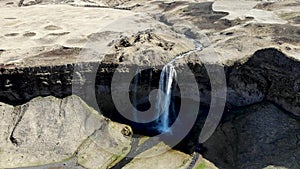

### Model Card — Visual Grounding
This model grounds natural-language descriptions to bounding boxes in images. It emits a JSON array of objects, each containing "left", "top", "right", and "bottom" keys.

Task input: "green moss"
[
  {"left": 138, "top": 136, "right": 149, "bottom": 146},
  {"left": 195, "top": 162, "right": 206, "bottom": 169},
  {"left": 107, "top": 154, "right": 125, "bottom": 169},
  {"left": 280, "top": 12, "right": 300, "bottom": 20}
]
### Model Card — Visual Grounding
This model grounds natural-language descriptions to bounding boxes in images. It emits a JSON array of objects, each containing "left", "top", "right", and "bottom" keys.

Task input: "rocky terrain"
[
  {"left": 0, "top": 0, "right": 300, "bottom": 169},
  {"left": 0, "top": 95, "right": 132, "bottom": 168}
]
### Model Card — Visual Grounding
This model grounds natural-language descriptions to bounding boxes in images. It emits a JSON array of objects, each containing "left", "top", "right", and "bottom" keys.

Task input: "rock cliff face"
[
  {"left": 203, "top": 102, "right": 300, "bottom": 169},
  {"left": 227, "top": 48, "right": 300, "bottom": 117},
  {"left": 0, "top": 0, "right": 300, "bottom": 168},
  {"left": 1, "top": 48, "right": 299, "bottom": 118}
]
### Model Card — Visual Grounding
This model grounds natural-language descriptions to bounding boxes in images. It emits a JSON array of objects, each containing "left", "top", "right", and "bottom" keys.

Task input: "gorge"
[
  {"left": 1, "top": 47, "right": 300, "bottom": 168},
  {"left": 0, "top": 0, "right": 300, "bottom": 169}
]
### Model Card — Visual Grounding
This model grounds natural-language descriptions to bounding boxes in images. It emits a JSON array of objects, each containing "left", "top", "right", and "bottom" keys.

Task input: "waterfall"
[
  {"left": 130, "top": 38, "right": 202, "bottom": 133},
  {"left": 155, "top": 64, "right": 177, "bottom": 132},
  {"left": 155, "top": 39, "right": 203, "bottom": 133}
]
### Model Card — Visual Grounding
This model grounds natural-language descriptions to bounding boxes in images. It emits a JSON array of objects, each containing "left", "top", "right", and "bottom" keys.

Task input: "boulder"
[{"left": 0, "top": 95, "right": 132, "bottom": 168}]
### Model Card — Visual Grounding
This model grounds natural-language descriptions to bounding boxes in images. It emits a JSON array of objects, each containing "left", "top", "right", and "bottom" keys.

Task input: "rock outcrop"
[
  {"left": 0, "top": 95, "right": 132, "bottom": 168},
  {"left": 227, "top": 48, "right": 300, "bottom": 117}
]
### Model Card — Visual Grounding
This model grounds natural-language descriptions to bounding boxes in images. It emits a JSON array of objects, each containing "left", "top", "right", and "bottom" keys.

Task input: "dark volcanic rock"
[
  {"left": 203, "top": 102, "right": 300, "bottom": 169},
  {"left": 228, "top": 48, "right": 300, "bottom": 117}
]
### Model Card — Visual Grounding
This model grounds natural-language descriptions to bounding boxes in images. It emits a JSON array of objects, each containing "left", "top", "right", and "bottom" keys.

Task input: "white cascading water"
[
  {"left": 155, "top": 64, "right": 177, "bottom": 132},
  {"left": 133, "top": 67, "right": 140, "bottom": 122},
  {"left": 155, "top": 39, "right": 203, "bottom": 133}
]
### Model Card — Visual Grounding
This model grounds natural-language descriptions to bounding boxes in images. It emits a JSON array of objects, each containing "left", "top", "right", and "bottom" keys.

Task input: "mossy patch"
[{"left": 195, "top": 162, "right": 206, "bottom": 169}]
